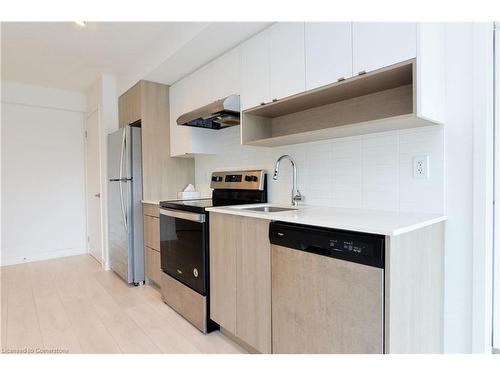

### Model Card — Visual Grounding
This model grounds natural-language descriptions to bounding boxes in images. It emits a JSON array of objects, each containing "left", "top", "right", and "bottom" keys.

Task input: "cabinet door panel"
[
  {"left": 352, "top": 22, "right": 417, "bottom": 74},
  {"left": 241, "top": 29, "right": 270, "bottom": 110},
  {"left": 237, "top": 217, "right": 272, "bottom": 353},
  {"left": 144, "top": 215, "right": 160, "bottom": 251},
  {"left": 209, "top": 47, "right": 241, "bottom": 101},
  {"left": 118, "top": 82, "right": 142, "bottom": 128},
  {"left": 145, "top": 247, "right": 161, "bottom": 286},
  {"left": 209, "top": 213, "right": 239, "bottom": 333},
  {"left": 269, "top": 22, "right": 306, "bottom": 101},
  {"left": 305, "top": 22, "right": 353, "bottom": 90},
  {"left": 169, "top": 79, "right": 193, "bottom": 156}
]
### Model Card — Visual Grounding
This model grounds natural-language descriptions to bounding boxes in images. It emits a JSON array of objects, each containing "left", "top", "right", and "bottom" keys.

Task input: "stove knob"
[
  {"left": 245, "top": 175, "right": 258, "bottom": 182},
  {"left": 211, "top": 176, "right": 217, "bottom": 182}
]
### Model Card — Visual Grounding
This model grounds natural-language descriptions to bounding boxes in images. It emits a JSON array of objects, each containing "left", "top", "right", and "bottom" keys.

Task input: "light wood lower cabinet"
[
  {"left": 209, "top": 213, "right": 239, "bottom": 333},
  {"left": 144, "top": 215, "right": 159, "bottom": 251},
  {"left": 144, "top": 246, "right": 161, "bottom": 286},
  {"left": 143, "top": 203, "right": 161, "bottom": 286},
  {"left": 209, "top": 213, "right": 444, "bottom": 354},
  {"left": 209, "top": 213, "right": 271, "bottom": 353}
]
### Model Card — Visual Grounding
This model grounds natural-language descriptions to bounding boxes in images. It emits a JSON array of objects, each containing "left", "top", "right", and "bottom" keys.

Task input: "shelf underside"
[{"left": 244, "top": 60, "right": 414, "bottom": 118}]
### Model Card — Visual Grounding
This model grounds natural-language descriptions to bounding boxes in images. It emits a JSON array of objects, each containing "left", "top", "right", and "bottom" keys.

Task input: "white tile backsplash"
[{"left": 194, "top": 126, "right": 445, "bottom": 214}]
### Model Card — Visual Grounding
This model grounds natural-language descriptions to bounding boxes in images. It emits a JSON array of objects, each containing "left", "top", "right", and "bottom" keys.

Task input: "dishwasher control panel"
[{"left": 269, "top": 221, "right": 385, "bottom": 269}]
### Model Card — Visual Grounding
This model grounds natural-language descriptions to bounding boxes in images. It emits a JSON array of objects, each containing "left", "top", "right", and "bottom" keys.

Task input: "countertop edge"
[
  {"left": 141, "top": 200, "right": 160, "bottom": 205},
  {"left": 205, "top": 206, "right": 447, "bottom": 237}
]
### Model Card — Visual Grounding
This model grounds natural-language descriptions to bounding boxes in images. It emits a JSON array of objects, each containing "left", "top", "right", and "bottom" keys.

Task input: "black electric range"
[{"left": 158, "top": 170, "right": 267, "bottom": 333}]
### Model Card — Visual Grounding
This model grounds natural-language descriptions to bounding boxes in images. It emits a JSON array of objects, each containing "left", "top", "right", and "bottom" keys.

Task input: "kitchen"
[{"left": 1, "top": 5, "right": 499, "bottom": 373}]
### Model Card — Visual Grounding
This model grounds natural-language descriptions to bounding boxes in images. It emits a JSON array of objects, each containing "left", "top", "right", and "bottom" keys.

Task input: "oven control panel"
[{"left": 210, "top": 170, "right": 265, "bottom": 190}]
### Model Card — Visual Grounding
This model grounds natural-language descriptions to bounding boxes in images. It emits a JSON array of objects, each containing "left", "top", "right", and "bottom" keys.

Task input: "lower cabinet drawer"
[
  {"left": 144, "top": 215, "right": 160, "bottom": 251},
  {"left": 145, "top": 246, "right": 161, "bottom": 286}
]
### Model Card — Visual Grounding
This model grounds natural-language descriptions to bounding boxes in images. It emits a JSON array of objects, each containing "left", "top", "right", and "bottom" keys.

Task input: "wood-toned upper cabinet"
[
  {"left": 240, "top": 28, "right": 270, "bottom": 110},
  {"left": 352, "top": 22, "right": 417, "bottom": 75},
  {"left": 118, "top": 81, "right": 142, "bottom": 128},
  {"left": 305, "top": 22, "right": 353, "bottom": 90},
  {"left": 269, "top": 22, "right": 305, "bottom": 102},
  {"left": 119, "top": 81, "right": 194, "bottom": 200}
]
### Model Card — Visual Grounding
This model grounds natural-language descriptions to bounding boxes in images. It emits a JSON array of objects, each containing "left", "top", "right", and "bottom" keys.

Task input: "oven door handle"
[{"left": 160, "top": 208, "right": 206, "bottom": 223}]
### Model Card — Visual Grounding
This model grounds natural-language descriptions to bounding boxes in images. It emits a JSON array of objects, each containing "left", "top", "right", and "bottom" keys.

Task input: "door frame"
[
  {"left": 471, "top": 22, "right": 495, "bottom": 353},
  {"left": 84, "top": 105, "right": 105, "bottom": 266}
]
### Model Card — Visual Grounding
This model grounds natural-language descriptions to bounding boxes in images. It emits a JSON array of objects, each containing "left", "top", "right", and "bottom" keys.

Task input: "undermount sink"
[{"left": 242, "top": 206, "right": 298, "bottom": 213}]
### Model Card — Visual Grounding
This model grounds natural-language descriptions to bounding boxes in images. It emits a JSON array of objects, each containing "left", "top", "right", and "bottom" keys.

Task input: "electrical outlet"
[{"left": 413, "top": 155, "right": 430, "bottom": 179}]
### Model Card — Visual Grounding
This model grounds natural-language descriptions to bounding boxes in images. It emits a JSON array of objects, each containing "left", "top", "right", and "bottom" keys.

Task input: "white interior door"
[{"left": 85, "top": 108, "right": 103, "bottom": 263}]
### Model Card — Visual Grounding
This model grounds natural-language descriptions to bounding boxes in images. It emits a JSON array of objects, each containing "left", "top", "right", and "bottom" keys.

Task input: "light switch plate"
[{"left": 413, "top": 155, "right": 430, "bottom": 179}]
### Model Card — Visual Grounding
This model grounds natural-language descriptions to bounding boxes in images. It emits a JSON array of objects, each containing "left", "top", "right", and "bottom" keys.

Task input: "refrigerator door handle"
[{"left": 119, "top": 130, "right": 128, "bottom": 233}]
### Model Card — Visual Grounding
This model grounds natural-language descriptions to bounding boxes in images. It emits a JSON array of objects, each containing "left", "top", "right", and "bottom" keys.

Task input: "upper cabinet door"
[
  {"left": 241, "top": 29, "right": 270, "bottom": 110},
  {"left": 305, "top": 22, "right": 353, "bottom": 90},
  {"left": 352, "top": 22, "right": 417, "bottom": 74},
  {"left": 209, "top": 47, "right": 241, "bottom": 101},
  {"left": 269, "top": 22, "right": 306, "bottom": 101}
]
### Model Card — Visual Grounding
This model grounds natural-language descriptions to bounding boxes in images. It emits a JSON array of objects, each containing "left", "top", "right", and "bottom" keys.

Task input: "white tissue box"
[{"left": 177, "top": 191, "right": 201, "bottom": 200}]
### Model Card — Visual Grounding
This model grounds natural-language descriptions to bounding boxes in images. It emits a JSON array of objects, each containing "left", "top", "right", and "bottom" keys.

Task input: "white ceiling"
[{"left": 1, "top": 22, "right": 271, "bottom": 93}]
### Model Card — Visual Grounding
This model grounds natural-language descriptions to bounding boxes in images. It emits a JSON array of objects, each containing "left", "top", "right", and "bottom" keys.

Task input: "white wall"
[
  {"left": 471, "top": 23, "right": 495, "bottom": 353},
  {"left": 1, "top": 81, "right": 87, "bottom": 265},
  {"left": 195, "top": 126, "right": 445, "bottom": 213},
  {"left": 442, "top": 23, "right": 475, "bottom": 353}
]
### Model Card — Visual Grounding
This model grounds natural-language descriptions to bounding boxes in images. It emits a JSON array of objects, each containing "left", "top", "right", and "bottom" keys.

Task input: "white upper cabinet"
[
  {"left": 269, "top": 22, "right": 306, "bottom": 101},
  {"left": 305, "top": 22, "right": 353, "bottom": 90},
  {"left": 169, "top": 22, "right": 444, "bottom": 155},
  {"left": 209, "top": 47, "right": 241, "bottom": 101},
  {"left": 241, "top": 28, "right": 270, "bottom": 110},
  {"left": 352, "top": 22, "right": 417, "bottom": 75},
  {"left": 170, "top": 48, "right": 241, "bottom": 157}
]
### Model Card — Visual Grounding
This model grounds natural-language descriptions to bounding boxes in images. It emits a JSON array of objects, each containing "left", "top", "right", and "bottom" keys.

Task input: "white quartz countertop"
[{"left": 205, "top": 204, "right": 446, "bottom": 236}]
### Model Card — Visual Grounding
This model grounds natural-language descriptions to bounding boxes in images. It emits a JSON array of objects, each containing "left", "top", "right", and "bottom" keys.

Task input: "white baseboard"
[{"left": 0, "top": 247, "right": 87, "bottom": 266}]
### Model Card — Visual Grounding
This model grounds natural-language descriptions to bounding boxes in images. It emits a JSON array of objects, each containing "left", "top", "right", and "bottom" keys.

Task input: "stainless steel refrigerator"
[{"left": 108, "top": 126, "right": 144, "bottom": 285}]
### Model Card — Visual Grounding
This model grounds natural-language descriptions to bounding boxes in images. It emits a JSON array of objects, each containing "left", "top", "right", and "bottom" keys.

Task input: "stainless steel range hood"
[{"left": 176, "top": 94, "right": 240, "bottom": 130}]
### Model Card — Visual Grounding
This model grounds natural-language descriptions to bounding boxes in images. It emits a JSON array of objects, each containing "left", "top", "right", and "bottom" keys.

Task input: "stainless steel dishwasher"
[{"left": 269, "top": 221, "right": 385, "bottom": 354}]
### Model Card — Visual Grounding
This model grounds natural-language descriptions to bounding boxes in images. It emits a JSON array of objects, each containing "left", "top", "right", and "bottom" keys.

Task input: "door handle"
[{"left": 95, "top": 193, "right": 101, "bottom": 198}]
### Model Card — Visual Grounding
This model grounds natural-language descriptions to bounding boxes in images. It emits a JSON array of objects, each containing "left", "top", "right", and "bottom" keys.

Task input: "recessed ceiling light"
[{"left": 75, "top": 21, "right": 86, "bottom": 27}]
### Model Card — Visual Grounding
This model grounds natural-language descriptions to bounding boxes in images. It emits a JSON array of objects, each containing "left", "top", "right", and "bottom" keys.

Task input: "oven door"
[{"left": 159, "top": 208, "right": 208, "bottom": 295}]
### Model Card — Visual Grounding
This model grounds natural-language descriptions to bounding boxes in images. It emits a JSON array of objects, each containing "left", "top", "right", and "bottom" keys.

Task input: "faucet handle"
[{"left": 293, "top": 190, "right": 304, "bottom": 203}]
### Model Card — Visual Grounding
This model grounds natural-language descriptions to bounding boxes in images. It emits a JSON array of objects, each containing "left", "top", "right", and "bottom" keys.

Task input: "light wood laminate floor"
[{"left": 0, "top": 255, "right": 246, "bottom": 354}]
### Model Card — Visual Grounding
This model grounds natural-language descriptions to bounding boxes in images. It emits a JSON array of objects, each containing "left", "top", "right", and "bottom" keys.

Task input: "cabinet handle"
[
  {"left": 337, "top": 77, "right": 345, "bottom": 82},
  {"left": 358, "top": 70, "right": 367, "bottom": 75},
  {"left": 272, "top": 98, "right": 278, "bottom": 102}
]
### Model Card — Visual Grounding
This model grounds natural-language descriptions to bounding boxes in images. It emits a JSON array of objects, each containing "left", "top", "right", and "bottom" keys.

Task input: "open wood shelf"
[{"left": 241, "top": 59, "right": 440, "bottom": 147}]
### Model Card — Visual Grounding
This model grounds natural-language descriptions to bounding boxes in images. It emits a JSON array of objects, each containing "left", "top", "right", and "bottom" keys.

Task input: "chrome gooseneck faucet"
[{"left": 273, "top": 155, "right": 304, "bottom": 206}]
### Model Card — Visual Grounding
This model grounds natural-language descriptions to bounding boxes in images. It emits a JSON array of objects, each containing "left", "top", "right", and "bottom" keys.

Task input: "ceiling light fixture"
[{"left": 75, "top": 21, "right": 86, "bottom": 27}]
